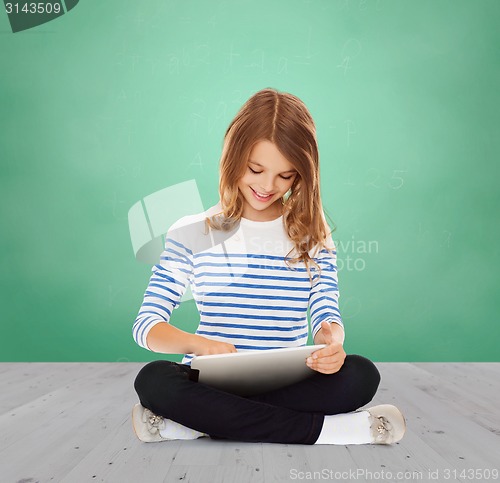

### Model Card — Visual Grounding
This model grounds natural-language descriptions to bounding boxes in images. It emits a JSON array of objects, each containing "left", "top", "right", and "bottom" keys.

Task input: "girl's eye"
[{"left": 249, "top": 167, "right": 293, "bottom": 180}]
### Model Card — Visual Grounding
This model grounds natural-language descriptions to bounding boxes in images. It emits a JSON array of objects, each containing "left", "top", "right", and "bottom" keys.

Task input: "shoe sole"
[{"left": 131, "top": 403, "right": 145, "bottom": 441}]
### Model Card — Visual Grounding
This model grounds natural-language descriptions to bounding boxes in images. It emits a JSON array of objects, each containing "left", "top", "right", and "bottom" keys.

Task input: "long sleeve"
[
  {"left": 132, "top": 224, "right": 194, "bottom": 350},
  {"left": 308, "top": 235, "right": 343, "bottom": 340}
]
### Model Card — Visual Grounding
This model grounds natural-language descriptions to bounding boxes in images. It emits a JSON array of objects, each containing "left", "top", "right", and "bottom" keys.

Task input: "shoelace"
[
  {"left": 144, "top": 410, "right": 165, "bottom": 434},
  {"left": 373, "top": 416, "right": 393, "bottom": 442}
]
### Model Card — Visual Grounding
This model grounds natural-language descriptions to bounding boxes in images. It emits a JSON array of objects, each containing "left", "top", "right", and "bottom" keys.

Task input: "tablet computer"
[{"left": 189, "top": 344, "right": 326, "bottom": 397}]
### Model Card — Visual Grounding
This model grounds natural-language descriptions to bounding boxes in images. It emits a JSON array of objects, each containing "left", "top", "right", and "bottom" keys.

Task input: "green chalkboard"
[{"left": 1, "top": 0, "right": 498, "bottom": 362}]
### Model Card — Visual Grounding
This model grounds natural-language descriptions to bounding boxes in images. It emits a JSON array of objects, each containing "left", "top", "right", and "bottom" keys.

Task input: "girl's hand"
[
  {"left": 192, "top": 335, "right": 237, "bottom": 356},
  {"left": 306, "top": 321, "right": 346, "bottom": 374}
]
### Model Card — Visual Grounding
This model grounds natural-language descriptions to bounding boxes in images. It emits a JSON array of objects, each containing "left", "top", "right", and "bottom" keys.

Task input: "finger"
[
  {"left": 310, "top": 344, "right": 341, "bottom": 361},
  {"left": 307, "top": 360, "right": 342, "bottom": 374},
  {"left": 308, "top": 350, "right": 332, "bottom": 364},
  {"left": 308, "top": 355, "right": 342, "bottom": 367},
  {"left": 308, "top": 358, "right": 345, "bottom": 373},
  {"left": 307, "top": 352, "right": 346, "bottom": 368}
]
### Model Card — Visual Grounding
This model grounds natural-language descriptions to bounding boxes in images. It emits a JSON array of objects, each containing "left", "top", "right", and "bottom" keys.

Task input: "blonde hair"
[{"left": 205, "top": 87, "right": 337, "bottom": 283}]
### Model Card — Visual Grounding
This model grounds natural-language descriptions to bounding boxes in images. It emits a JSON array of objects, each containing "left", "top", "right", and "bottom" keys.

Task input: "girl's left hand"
[{"left": 306, "top": 321, "right": 346, "bottom": 374}]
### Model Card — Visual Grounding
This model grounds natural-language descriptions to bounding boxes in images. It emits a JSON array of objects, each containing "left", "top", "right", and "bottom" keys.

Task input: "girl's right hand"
[{"left": 192, "top": 335, "right": 237, "bottom": 356}]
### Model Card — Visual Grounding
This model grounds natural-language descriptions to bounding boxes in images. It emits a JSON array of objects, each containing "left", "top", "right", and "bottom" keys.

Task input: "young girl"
[{"left": 131, "top": 88, "right": 406, "bottom": 445}]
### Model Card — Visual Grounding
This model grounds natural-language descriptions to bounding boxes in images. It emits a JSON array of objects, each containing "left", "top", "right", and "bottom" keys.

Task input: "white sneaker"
[
  {"left": 132, "top": 403, "right": 206, "bottom": 443},
  {"left": 363, "top": 404, "right": 407, "bottom": 444}
]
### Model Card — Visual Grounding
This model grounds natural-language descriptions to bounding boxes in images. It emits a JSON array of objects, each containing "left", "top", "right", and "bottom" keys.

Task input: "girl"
[{"left": 131, "top": 88, "right": 406, "bottom": 445}]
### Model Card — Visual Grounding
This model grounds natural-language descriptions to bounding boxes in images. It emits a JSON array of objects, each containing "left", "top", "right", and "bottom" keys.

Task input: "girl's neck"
[{"left": 241, "top": 201, "right": 283, "bottom": 222}]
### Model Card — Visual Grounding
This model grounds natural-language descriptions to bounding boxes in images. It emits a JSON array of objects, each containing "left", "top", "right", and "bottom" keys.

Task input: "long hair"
[{"left": 205, "top": 87, "right": 337, "bottom": 283}]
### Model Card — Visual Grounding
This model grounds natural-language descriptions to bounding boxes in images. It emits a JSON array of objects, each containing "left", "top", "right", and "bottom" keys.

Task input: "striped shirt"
[{"left": 132, "top": 202, "right": 343, "bottom": 365}]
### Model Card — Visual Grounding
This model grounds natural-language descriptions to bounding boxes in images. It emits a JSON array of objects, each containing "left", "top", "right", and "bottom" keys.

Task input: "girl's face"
[{"left": 237, "top": 140, "right": 297, "bottom": 221}]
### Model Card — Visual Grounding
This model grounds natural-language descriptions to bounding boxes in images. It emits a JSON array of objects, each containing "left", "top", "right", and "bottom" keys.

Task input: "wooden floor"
[{"left": 0, "top": 363, "right": 498, "bottom": 483}]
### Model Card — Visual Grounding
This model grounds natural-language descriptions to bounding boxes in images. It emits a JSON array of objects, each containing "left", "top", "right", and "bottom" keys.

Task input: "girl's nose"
[{"left": 259, "top": 178, "right": 275, "bottom": 193}]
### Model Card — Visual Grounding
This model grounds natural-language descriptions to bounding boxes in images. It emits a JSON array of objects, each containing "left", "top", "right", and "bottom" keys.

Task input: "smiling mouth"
[{"left": 251, "top": 188, "right": 274, "bottom": 200}]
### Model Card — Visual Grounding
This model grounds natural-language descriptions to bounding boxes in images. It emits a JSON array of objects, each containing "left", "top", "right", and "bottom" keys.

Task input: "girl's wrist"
[{"left": 188, "top": 333, "right": 205, "bottom": 355}]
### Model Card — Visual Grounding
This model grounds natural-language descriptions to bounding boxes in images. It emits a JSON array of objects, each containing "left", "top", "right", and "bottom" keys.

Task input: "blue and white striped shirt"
[{"left": 133, "top": 202, "right": 343, "bottom": 365}]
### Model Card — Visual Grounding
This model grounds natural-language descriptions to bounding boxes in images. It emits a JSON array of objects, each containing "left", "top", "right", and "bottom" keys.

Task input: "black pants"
[{"left": 133, "top": 354, "right": 380, "bottom": 445}]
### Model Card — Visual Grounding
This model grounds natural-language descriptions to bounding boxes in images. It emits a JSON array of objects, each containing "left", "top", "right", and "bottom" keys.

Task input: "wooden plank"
[
  {"left": 262, "top": 443, "right": 309, "bottom": 483},
  {"left": 167, "top": 464, "right": 261, "bottom": 483},
  {"left": 0, "top": 362, "right": 55, "bottom": 390},
  {"left": 406, "top": 363, "right": 500, "bottom": 436},
  {"left": 0, "top": 363, "right": 141, "bottom": 482},
  {"left": 218, "top": 440, "right": 264, "bottom": 471},
  {"left": 1, "top": 362, "right": 499, "bottom": 483},
  {"left": 412, "top": 363, "right": 499, "bottom": 408},
  {"left": 454, "top": 362, "right": 500, "bottom": 378},
  {"left": 377, "top": 363, "right": 500, "bottom": 468},
  {"left": 0, "top": 363, "right": 119, "bottom": 451},
  {"left": 59, "top": 415, "right": 183, "bottom": 483},
  {"left": 0, "top": 362, "right": 105, "bottom": 413},
  {"left": 0, "top": 362, "right": 16, "bottom": 372},
  {"left": 66, "top": 424, "right": 259, "bottom": 483},
  {"left": 329, "top": 433, "right": 460, "bottom": 483},
  {"left": 169, "top": 437, "right": 225, "bottom": 466},
  {"left": 304, "top": 444, "right": 373, "bottom": 483},
  {"left": 167, "top": 439, "right": 264, "bottom": 483}
]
